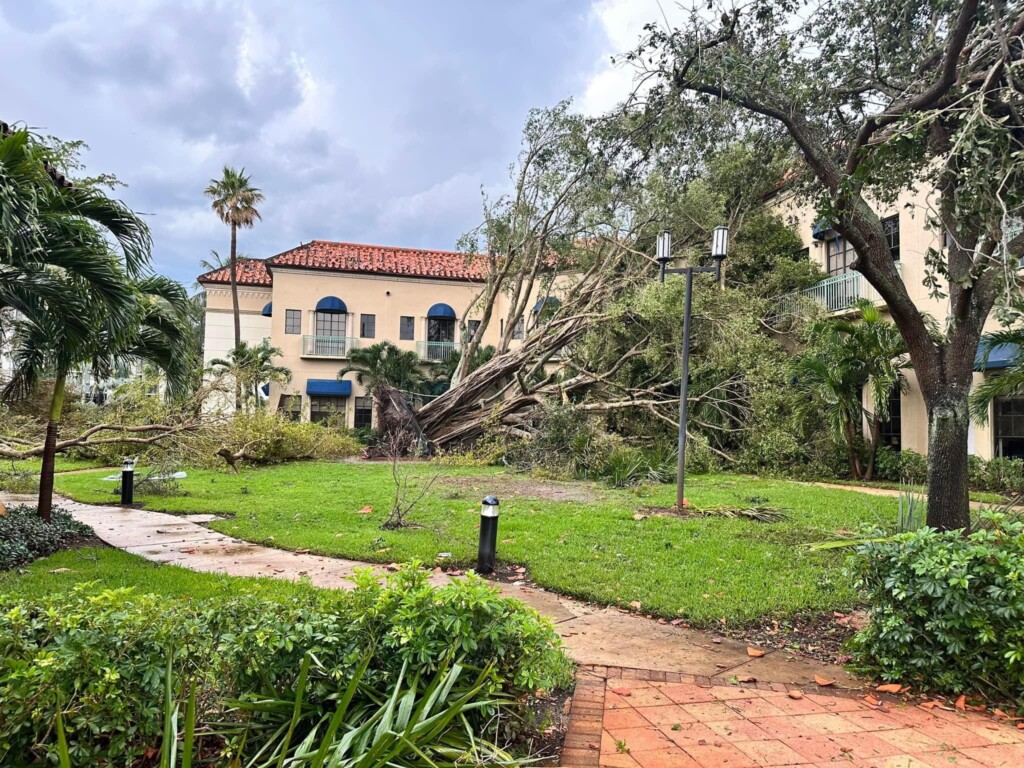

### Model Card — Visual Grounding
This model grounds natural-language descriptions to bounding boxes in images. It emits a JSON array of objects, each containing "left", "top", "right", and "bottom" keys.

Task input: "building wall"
[
  {"left": 203, "top": 267, "right": 563, "bottom": 427},
  {"left": 774, "top": 187, "right": 1007, "bottom": 459}
]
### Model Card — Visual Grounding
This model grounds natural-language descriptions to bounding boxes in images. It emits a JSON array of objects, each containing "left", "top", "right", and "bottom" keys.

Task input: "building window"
[
  {"left": 315, "top": 310, "right": 346, "bottom": 338},
  {"left": 278, "top": 394, "right": 302, "bottom": 421},
  {"left": 285, "top": 309, "right": 301, "bottom": 335},
  {"left": 400, "top": 316, "right": 415, "bottom": 340},
  {"left": 360, "top": 313, "right": 376, "bottom": 339},
  {"left": 796, "top": 247, "right": 809, "bottom": 261},
  {"left": 511, "top": 318, "right": 525, "bottom": 340},
  {"left": 466, "top": 319, "right": 481, "bottom": 341},
  {"left": 877, "top": 386, "right": 902, "bottom": 452},
  {"left": 310, "top": 395, "right": 346, "bottom": 425},
  {"left": 826, "top": 235, "right": 855, "bottom": 276},
  {"left": 994, "top": 397, "right": 1024, "bottom": 459},
  {"left": 882, "top": 215, "right": 900, "bottom": 261},
  {"left": 354, "top": 396, "right": 373, "bottom": 429}
]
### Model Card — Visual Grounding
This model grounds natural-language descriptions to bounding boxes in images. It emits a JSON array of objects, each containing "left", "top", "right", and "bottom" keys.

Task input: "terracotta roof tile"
[
  {"left": 197, "top": 258, "right": 272, "bottom": 287},
  {"left": 266, "top": 240, "right": 487, "bottom": 281}
]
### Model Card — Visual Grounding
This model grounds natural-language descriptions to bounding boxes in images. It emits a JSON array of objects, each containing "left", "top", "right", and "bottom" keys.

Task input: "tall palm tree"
[
  {"left": 793, "top": 300, "right": 910, "bottom": 480},
  {"left": 203, "top": 167, "right": 263, "bottom": 349},
  {"left": 208, "top": 339, "right": 291, "bottom": 411}
]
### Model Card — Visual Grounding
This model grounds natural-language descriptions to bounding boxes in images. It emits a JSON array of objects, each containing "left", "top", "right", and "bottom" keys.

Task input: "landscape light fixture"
[{"left": 655, "top": 226, "right": 729, "bottom": 510}]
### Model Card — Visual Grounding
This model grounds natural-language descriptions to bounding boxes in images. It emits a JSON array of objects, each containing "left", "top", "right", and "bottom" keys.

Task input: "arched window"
[
  {"left": 311, "top": 296, "right": 348, "bottom": 356},
  {"left": 425, "top": 303, "right": 456, "bottom": 361}
]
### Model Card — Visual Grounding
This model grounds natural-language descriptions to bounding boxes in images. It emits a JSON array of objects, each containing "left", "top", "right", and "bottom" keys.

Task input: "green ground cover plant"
[
  {"left": 847, "top": 513, "right": 1024, "bottom": 705},
  {"left": 0, "top": 505, "right": 93, "bottom": 570},
  {"left": 0, "top": 567, "right": 570, "bottom": 765},
  {"left": 54, "top": 462, "right": 898, "bottom": 624}
]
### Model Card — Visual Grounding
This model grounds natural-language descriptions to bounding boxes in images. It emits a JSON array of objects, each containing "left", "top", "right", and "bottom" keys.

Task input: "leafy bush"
[
  {"left": 968, "top": 455, "right": 1024, "bottom": 495},
  {"left": 0, "top": 505, "right": 93, "bottom": 570},
  {"left": 873, "top": 447, "right": 928, "bottom": 484},
  {"left": 210, "top": 410, "right": 362, "bottom": 467},
  {"left": 0, "top": 566, "right": 572, "bottom": 765},
  {"left": 847, "top": 513, "right": 1024, "bottom": 703}
]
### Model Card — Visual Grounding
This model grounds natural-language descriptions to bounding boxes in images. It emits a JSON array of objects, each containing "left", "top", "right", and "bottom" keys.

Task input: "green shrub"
[
  {"left": 0, "top": 566, "right": 572, "bottom": 765},
  {"left": 873, "top": 448, "right": 928, "bottom": 484},
  {"left": 0, "top": 505, "right": 93, "bottom": 570},
  {"left": 968, "top": 455, "right": 1024, "bottom": 495},
  {"left": 847, "top": 513, "right": 1024, "bottom": 704},
  {"left": 213, "top": 410, "right": 362, "bottom": 467}
]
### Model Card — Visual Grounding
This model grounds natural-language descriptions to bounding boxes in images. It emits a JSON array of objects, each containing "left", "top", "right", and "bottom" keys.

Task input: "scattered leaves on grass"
[
  {"left": 814, "top": 675, "right": 836, "bottom": 687},
  {"left": 746, "top": 647, "right": 766, "bottom": 658}
]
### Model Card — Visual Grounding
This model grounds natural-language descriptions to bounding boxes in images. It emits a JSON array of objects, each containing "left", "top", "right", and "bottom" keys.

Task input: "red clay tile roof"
[
  {"left": 266, "top": 240, "right": 488, "bottom": 281},
  {"left": 196, "top": 258, "right": 272, "bottom": 287}
]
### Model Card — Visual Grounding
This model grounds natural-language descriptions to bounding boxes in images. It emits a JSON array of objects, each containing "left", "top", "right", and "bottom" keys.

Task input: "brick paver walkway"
[{"left": 560, "top": 666, "right": 1024, "bottom": 768}]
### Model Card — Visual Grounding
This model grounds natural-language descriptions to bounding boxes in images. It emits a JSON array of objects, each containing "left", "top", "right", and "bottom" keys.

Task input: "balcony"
[
  {"left": 416, "top": 340, "right": 460, "bottom": 362},
  {"left": 774, "top": 263, "right": 902, "bottom": 319},
  {"left": 301, "top": 336, "right": 359, "bottom": 358}
]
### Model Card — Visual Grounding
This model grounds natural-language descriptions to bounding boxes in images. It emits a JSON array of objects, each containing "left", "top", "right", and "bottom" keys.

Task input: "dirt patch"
[
  {"left": 720, "top": 610, "right": 867, "bottom": 666},
  {"left": 444, "top": 475, "right": 604, "bottom": 504}
]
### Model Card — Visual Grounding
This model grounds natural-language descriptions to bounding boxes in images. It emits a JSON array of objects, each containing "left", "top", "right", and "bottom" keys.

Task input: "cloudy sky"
[{"left": 0, "top": 0, "right": 678, "bottom": 285}]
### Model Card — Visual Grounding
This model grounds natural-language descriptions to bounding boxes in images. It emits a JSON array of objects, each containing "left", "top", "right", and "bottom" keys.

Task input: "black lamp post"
[{"left": 656, "top": 226, "right": 729, "bottom": 510}]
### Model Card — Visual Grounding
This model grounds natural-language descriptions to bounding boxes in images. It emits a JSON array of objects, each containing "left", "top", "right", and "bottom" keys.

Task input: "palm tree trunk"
[
  {"left": 842, "top": 419, "right": 863, "bottom": 480},
  {"left": 864, "top": 417, "right": 882, "bottom": 481},
  {"left": 229, "top": 222, "right": 241, "bottom": 348},
  {"left": 37, "top": 372, "right": 67, "bottom": 522},
  {"left": 229, "top": 222, "right": 242, "bottom": 411}
]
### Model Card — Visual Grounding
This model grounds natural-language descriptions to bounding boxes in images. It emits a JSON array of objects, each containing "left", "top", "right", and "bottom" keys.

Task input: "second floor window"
[
  {"left": 882, "top": 215, "right": 900, "bottom": 261},
  {"left": 285, "top": 309, "right": 301, "bottom": 334},
  {"left": 315, "top": 310, "right": 346, "bottom": 338},
  {"left": 360, "top": 314, "right": 376, "bottom": 338},
  {"left": 826, "top": 236, "right": 855, "bottom": 276},
  {"left": 400, "top": 316, "right": 415, "bottom": 340},
  {"left": 512, "top": 318, "right": 525, "bottom": 340}
]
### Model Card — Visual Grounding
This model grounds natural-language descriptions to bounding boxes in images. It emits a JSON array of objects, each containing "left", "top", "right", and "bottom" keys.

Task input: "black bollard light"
[
  {"left": 477, "top": 495, "right": 500, "bottom": 574},
  {"left": 120, "top": 456, "right": 136, "bottom": 506}
]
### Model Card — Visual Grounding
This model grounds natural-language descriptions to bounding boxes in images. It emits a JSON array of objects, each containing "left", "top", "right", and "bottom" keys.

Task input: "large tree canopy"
[{"left": 629, "top": 0, "right": 1024, "bottom": 529}]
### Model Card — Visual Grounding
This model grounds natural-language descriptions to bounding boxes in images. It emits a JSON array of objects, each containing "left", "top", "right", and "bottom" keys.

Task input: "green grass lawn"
[
  {"left": 52, "top": 462, "right": 898, "bottom": 625},
  {"left": 0, "top": 546, "right": 321, "bottom": 602}
]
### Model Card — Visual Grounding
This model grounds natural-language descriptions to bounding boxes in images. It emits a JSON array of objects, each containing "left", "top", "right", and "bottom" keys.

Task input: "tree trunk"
[
  {"left": 864, "top": 417, "right": 882, "bottom": 482},
  {"left": 37, "top": 373, "right": 67, "bottom": 522},
  {"left": 229, "top": 223, "right": 241, "bottom": 348},
  {"left": 842, "top": 420, "right": 863, "bottom": 480},
  {"left": 925, "top": 389, "right": 972, "bottom": 531},
  {"left": 229, "top": 222, "right": 242, "bottom": 411}
]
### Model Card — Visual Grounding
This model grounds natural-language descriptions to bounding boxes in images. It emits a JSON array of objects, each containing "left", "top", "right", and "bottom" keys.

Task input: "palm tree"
[
  {"left": 203, "top": 167, "right": 264, "bottom": 350},
  {"left": 208, "top": 339, "right": 291, "bottom": 410},
  {"left": 793, "top": 300, "right": 910, "bottom": 480},
  {"left": 5, "top": 275, "right": 196, "bottom": 521},
  {"left": 0, "top": 125, "right": 157, "bottom": 520},
  {"left": 339, "top": 341, "right": 434, "bottom": 417}
]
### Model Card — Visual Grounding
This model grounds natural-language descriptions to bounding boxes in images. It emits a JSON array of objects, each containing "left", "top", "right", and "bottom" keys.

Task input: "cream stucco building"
[
  {"left": 772, "top": 187, "right": 1022, "bottom": 460},
  {"left": 197, "top": 241, "right": 543, "bottom": 428}
]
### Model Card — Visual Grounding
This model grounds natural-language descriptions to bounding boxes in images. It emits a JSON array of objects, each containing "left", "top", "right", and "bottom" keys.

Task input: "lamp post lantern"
[{"left": 657, "top": 226, "right": 728, "bottom": 510}]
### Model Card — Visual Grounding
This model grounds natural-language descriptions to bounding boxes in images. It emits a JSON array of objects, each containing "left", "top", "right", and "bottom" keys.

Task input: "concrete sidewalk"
[{"left": 5, "top": 493, "right": 860, "bottom": 688}]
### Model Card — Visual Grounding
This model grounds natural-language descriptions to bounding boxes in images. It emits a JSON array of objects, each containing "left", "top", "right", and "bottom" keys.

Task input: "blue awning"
[
  {"left": 260, "top": 383, "right": 270, "bottom": 396},
  {"left": 261, "top": 302, "right": 273, "bottom": 317},
  {"left": 315, "top": 296, "right": 347, "bottom": 313},
  {"left": 306, "top": 379, "right": 353, "bottom": 396},
  {"left": 427, "top": 302, "right": 456, "bottom": 319},
  {"left": 812, "top": 218, "right": 835, "bottom": 241},
  {"left": 533, "top": 297, "right": 561, "bottom": 313},
  {"left": 975, "top": 341, "right": 1020, "bottom": 371}
]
